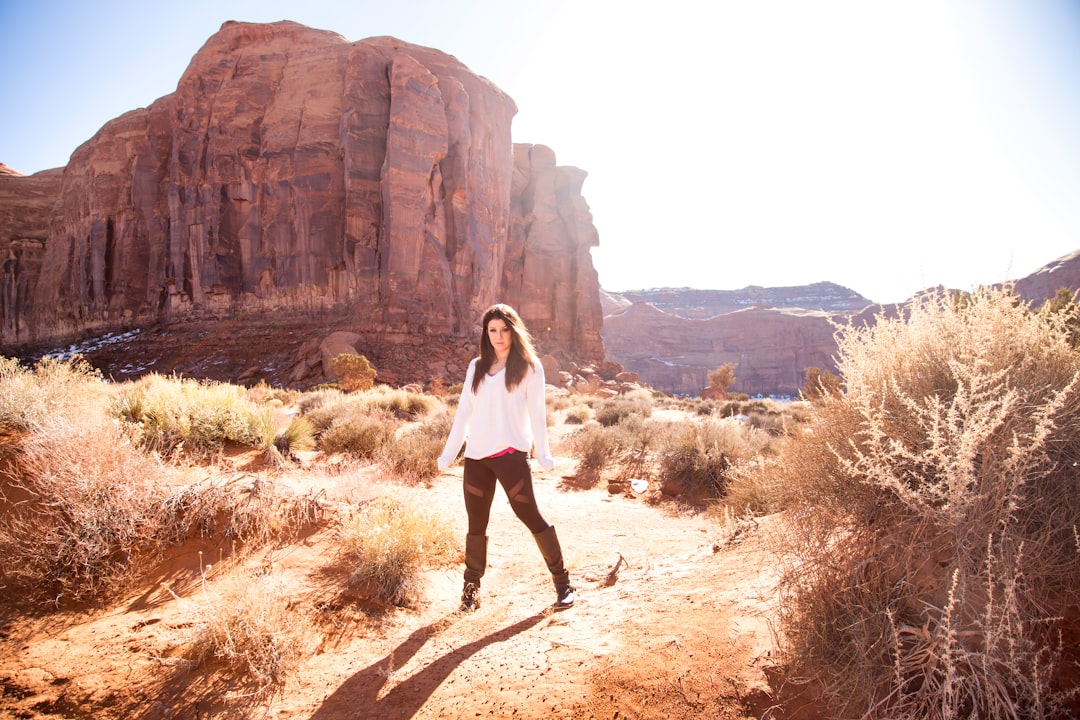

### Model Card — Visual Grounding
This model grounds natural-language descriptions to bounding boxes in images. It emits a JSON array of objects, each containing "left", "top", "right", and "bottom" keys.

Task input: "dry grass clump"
[
  {"left": 336, "top": 490, "right": 458, "bottom": 606},
  {"left": 762, "top": 287, "right": 1080, "bottom": 719},
  {"left": 565, "top": 414, "right": 674, "bottom": 484},
  {"left": 0, "top": 357, "right": 175, "bottom": 604},
  {"left": 380, "top": 411, "right": 454, "bottom": 480},
  {"left": 0, "top": 358, "right": 322, "bottom": 605},
  {"left": 354, "top": 384, "right": 440, "bottom": 420},
  {"left": 0, "top": 413, "right": 175, "bottom": 605},
  {"left": 656, "top": 418, "right": 771, "bottom": 501},
  {"left": 593, "top": 388, "right": 654, "bottom": 426},
  {"left": 112, "top": 374, "right": 275, "bottom": 458},
  {"left": 175, "top": 564, "right": 304, "bottom": 694},
  {"left": 563, "top": 402, "right": 592, "bottom": 425},
  {"left": 0, "top": 355, "right": 107, "bottom": 430},
  {"left": 273, "top": 416, "right": 317, "bottom": 457},
  {"left": 320, "top": 411, "right": 400, "bottom": 460}
]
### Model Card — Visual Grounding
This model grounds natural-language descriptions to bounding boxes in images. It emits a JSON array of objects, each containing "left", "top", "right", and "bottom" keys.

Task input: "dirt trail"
[{"left": 0, "top": 457, "right": 782, "bottom": 719}]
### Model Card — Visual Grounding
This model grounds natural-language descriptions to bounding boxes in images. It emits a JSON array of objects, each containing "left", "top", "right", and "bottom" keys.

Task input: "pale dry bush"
[
  {"left": 764, "top": 288, "right": 1080, "bottom": 719},
  {"left": 320, "top": 411, "right": 400, "bottom": 459},
  {"left": 0, "top": 412, "right": 175, "bottom": 604},
  {"left": 0, "top": 359, "right": 322, "bottom": 605},
  {"left": 336, "top": 489, "right": 458, "bottom": 606},
  {"left": 112, "top": 374, "right": 275, "bottom": 458},
  {"left": 564, "top": 415, "right": 652, "bottom": 482},
  {"left": 353, "top": 384, "right": 440, "bottom": 420},
  {"left": 593, "top": 388, "right": 654, "bottom": 426},
  {"left": 563, "top": 402, "right": 592, "bottom": 425},
  {"left": 175, "top": 564, "right": 304, "bottom": 694},
  {"left": 379, "top": 410, "right": 454, "bottom": 480},
  {"left": 656, "top": 417, "right": 772, "bottom": 501}
]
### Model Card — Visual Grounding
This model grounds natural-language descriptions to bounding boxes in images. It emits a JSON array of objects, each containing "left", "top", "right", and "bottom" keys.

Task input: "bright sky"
[{"left": 3, "top": 0, "right": 1080, "bottom": 304}]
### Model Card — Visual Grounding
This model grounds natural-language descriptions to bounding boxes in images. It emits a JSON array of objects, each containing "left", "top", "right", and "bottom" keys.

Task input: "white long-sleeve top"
[{"left": 437, "top": 358, "right": 555, "bottom": 472}]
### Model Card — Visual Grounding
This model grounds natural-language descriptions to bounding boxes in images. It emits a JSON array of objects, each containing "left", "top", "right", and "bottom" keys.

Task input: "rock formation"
[
  {"left": 1011, "top": 249, "right": 1080, "bottom": 306},
  {"left": 0, "top": 20, "right": 603, "bottom": 385},
  {"left": 602, "top": 300, "right": 850, "bottom": 397}
]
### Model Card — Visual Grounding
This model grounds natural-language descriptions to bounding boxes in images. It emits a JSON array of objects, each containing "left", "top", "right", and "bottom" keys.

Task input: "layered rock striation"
[
  {"left": 602, "top": 299, "right": 857, "bottom": 397},
  {"left": 0, "top": 20, "right": 603, "bottom": 381}
]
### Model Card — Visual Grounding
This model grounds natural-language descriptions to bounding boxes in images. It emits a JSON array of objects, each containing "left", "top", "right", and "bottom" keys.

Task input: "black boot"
[
  {"left": 533, "top": 525, "right": 576, "bottom": 610},
  {"left": 460, "top": 534, "right": 487, "bottom": 612}
]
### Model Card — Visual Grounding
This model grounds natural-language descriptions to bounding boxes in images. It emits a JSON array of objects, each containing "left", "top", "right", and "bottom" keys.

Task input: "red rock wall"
[
  {"left": 602, "top": 301, "right": 844, "bottom": 397},
  {"left": 0, "top": 20, "right": 604, "bottom": 364}
]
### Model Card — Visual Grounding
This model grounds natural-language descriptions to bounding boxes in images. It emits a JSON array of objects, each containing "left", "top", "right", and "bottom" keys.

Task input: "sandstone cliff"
[
  {"left": 0, "top": 20, "right": 603, "bottom": 383},
  {"left": 602, "top": 299, "right": 852, "bottom": 397}
]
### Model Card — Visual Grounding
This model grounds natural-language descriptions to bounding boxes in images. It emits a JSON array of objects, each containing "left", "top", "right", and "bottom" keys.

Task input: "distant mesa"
[{"left": 600, "top": 255, "right": 1080, "bottom": 397}]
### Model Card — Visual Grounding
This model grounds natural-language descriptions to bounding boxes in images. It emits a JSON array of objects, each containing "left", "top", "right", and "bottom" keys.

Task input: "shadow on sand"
[{"left": 308, "top": 610, "right": 548, "bottom": 719}]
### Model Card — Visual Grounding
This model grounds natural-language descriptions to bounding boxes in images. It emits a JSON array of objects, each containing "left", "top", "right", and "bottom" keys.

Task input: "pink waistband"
[{"left": 485, "top": 447, "right": 516, "bottom": 459}]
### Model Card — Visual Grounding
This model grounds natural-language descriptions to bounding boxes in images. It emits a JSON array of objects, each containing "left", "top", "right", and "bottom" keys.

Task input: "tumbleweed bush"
[
  {"left": 337, "top": 489, "right": 457, "bottom": 606},
  {"left": 656, "top": 417, "right": 771, "bottom": 500},
  {"left": 380, "top": 410, "right": 454, "bottom": 480},
  {"left": 178, "top": 564, "right": 304, "bottom": 693},
  {"left": 0, "top": 358, "right": 175, "bottom": 604},
  {"left": 763, "top": 287, "right": 1080, "bottom": 719}
]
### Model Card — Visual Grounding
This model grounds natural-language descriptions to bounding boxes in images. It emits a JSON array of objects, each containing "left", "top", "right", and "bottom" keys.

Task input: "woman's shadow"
[{"left": 308, "top": 610, "right": 548, "bottom": 719}]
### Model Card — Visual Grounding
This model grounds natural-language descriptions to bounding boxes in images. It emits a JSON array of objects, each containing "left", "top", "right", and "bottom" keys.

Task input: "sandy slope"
[{"left": 0, "top": 450, "right": 782, "bottom": 719}]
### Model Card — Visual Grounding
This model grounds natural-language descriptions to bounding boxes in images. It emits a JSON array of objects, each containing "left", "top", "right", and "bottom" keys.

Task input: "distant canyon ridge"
[
  {"left": 601, "top": 253, "right": 1080, "bottom": 397},
  {"left": 2, "top": 20, "right": 1078, "bottom": 395}
]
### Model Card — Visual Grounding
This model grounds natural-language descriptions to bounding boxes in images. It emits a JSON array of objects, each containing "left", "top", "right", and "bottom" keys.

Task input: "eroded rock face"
[
  {"left": 0, "top": 20, "right": 604, "bottom": 380},
  {"left": 504, "top": 144, "right": 604, "bottom": 361},
  {"left": 602, "top": 300, "right": 852, "bottom": 397},
  {"left": 1012, "top": 250, "right": 1080, "bottom": 305}
]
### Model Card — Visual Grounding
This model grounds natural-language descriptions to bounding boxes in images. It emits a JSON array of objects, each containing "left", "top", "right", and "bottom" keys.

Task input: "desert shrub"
[
  {"left": 356, "top": 384, "right": 439, "bottom": 420},
  {"left": 112, "top": 374, "right": 275, "bottom": 457},
  {"left": 800, "top": 365, "right": 843, "bottom": 401},
  {"left": 0, "top": 361, "right": 321, "bottom": 605},
  {"left": 320, "top": 412, "right": 399, "bottom": 459},
  {"left": 332, "top": 353, "right": 377, "bottom": 392},
  {"left": 177, "top": 565, "right": 303, "bottom": 693},
  {"left": 273, "top": 415, "right": 316, "bottom": 457},
  {"left": 656, "top": 418, "right": 769, "bottom": 501},
  {"left": 695, "top": 400, "right": 717, "bottom": 416},
  {"left": 215, "top": 477, "right": 324, "bottom": 547},
  {"left": 565, "top": 421, "right": 617, "bottom": 477},
  {"left": 0, "top": 413, "right": 175, "bottom": 604},
  {"left": 743, "top": 409, "right": 789, "bottom": 436},
  {"left": 0, "top": 355, "right": 107, "bottom": 431},
  {"left": 593, "top": 388, "right": 654, "bottom": 426},
  {"left": 380, "top": 411, "right": 454, "bottom": 480},
  {"left": 336, "top": 490, "right": 457, "bottom": 606},
  {"left": 763, "top": 287, "right": 1080, "bottom": 719},
  {"left": 295, "top": 387, "right": 344, "bottom": 418},
  {"left": 246, "top": 380, "right": 298, "bottom": 406},
  {"left": 565, "top": 414, "right": 673, "bottom": 482},
  {"left": 564, "top": 403, "right": 591, "bottom": 425}
]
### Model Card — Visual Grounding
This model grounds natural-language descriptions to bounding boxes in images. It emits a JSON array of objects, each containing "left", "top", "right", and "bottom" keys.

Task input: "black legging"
[{"left": 462, "top": 450, "right": 549, "bottom": 535}]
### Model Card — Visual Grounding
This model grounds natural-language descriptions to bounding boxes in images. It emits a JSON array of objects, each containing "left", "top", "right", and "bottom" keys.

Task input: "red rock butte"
[{"left": 0, "top": 20, "right": 604, "bottom": 383}]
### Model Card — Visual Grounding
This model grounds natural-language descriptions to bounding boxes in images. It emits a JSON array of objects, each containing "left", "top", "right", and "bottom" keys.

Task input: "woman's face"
[{"left": 486, "top": 318, "right": 513, "bottom": 358}]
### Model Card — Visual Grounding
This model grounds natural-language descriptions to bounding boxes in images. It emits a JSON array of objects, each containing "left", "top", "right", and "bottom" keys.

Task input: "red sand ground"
[{"left": 0, "top": 424, "right": 786, "bottom": 719}]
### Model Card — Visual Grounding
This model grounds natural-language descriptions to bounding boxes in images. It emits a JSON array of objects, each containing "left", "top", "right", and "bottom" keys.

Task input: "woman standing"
[{"left": 437, "top": 304, "right": 575, "bottom": 612}]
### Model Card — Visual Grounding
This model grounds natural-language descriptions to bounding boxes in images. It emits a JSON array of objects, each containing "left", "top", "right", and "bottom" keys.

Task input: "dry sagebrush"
[
  {"left": 336, "top": 490, "right": 457, "bottom": 606},
  {"left": 173, "top": 563, "right": 304, "bottom": 695},
  {"left": 0, "top": 358, "right": 322, "bottom": 606},
  {"left": 761, "top": 288, "right": 1080, "bottom": 719}
]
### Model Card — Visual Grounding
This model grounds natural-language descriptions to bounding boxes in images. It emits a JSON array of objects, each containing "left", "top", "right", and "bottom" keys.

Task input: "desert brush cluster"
[{"left": 0, "top": 287, "right": 1077, "bottom": 717}]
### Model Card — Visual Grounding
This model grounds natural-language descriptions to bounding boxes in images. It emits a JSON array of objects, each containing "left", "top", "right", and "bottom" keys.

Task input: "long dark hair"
[{"left": 472, "top": 304, "right": 540, "bottom": 393}]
